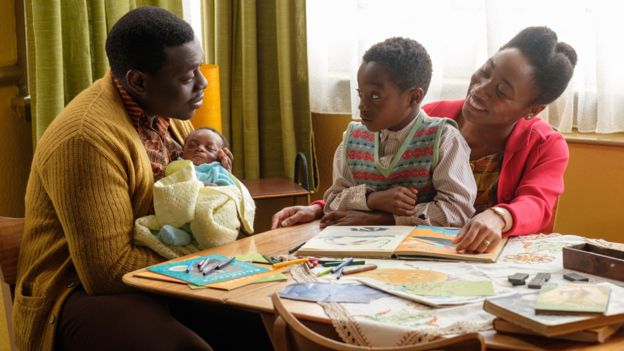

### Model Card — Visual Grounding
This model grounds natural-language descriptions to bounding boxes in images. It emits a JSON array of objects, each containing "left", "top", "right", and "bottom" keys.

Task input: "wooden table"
[{"left": 123, "top": 222, "right": 624, "bottom": 350}]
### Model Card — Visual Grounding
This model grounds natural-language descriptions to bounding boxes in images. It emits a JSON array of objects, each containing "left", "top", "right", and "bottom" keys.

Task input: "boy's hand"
[
  {"left": 218, "top": 148, "right": 234, "bottom": 172},
  {"left": 366, "top": 186, "right": 418, "bottom": 216}
]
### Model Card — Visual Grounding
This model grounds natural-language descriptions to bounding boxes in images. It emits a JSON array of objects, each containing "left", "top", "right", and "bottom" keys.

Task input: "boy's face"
[
  {"left": 182, "top": 129, "right": 224, "bottom": 166},
  {"left": 356, "top": 62, "right": 421, "bottom": 132}
]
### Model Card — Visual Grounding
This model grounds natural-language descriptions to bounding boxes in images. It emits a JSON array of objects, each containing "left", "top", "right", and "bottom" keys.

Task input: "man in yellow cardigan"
[{"left": 14, "top": 7, "right": 229, "bottom": 351}]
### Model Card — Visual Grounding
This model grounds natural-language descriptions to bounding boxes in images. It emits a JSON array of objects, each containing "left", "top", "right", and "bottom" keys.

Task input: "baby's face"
[{"left": 182, "top": 129, "right": 223, "bottom": 166}]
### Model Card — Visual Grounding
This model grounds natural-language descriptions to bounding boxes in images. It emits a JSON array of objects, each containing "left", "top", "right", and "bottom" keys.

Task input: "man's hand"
[
  {"left": 320, "top": 210, "right": 394, "bottom": 228},
  {"left": 453, "top": 210, "right": 504, "bottom": 253},
  {"left": 271, "top": 204, "right": 323, "bottom": 229},
  {"left": 367, "top": 186, "right": 418, "bottom": 216},
  {"left": 217, "top": 148, "right": 234, "bottom": 172}
]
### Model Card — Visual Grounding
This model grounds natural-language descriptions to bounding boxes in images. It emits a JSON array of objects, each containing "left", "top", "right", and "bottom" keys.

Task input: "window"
[{"left": 307, "top": 0, "right": 624, "bottom": 133}]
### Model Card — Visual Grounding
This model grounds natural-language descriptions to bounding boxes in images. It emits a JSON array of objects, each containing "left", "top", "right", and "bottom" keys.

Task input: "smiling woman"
[{"left": 424, "top": 27, "right": 577, "bottom": 253}]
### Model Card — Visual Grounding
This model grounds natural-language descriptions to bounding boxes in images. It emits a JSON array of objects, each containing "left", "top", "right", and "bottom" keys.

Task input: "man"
[{"left": 13, "top": 7, "right": 221, "bottom": 350}]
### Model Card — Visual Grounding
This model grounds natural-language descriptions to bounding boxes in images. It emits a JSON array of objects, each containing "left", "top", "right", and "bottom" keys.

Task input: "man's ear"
[
  {"left": 408, "top": 87, "right": 424, "bottom": 106},
  {"left": 125, "top": 69, "right": 149, "bottom": 98}
]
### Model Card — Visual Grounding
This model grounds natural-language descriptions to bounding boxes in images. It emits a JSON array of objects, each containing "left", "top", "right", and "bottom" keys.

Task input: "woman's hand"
[
  {"left": 217, "top": 148, "right": 234, "bottom": 172},
  {"left": 367, "top": 187, "right": 419, "bottom": 216},
  {"left": 320, "top": 210, "right": 394, "bottom": 228},
  {"left": 271, "top": 204, "right": 323, "bottom": 229},
  {"left": 453, "top": 210, "right": 505, "bottom": 253}
]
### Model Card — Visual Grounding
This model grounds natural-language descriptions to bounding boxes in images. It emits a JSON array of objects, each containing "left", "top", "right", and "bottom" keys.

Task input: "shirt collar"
[
  {"left": 111, "top": 75, "right": 170, "bottom": 135},
  {"left": 379, "top": 110, "right": 421, "bottom": 143}
]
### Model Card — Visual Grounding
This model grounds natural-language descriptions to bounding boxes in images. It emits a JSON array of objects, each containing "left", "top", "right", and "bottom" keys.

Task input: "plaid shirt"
[{"left": 112, "top": 76, "right": 183, "bottom": 181}]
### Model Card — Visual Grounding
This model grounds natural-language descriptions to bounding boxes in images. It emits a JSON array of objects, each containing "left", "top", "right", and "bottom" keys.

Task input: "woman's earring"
[{"left": 524, "top": 113, "right": 534, "bottom": 120}]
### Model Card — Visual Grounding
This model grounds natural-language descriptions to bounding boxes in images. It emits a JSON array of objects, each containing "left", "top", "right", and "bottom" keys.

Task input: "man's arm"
[{"left": 41, "top": 138, "right": 162, "bottom": 295}]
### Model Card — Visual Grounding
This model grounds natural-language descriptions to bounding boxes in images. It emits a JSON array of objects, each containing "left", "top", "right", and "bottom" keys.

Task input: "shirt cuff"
[
  {"left": 310, "top": 199, "right": 325, "bottom": 209},
  {"left": 344, "top": 184, "right": 371, "bottom": 211},
  {"left": 394, "top": 215, "right": 427, "bottom": 226}
]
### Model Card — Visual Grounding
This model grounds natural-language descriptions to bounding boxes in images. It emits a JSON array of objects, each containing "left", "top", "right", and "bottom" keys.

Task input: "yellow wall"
[
  {"left": 555, "top": 142, "right": 624, "bottom": 242},
  {"left": 1, "top": 0, "right": 30, "bottom": 348},
  {"left": 310, "top": 113, "right": 624, "bottom": 241},
  {"left": 0, "top": 0, "right": 31, "bottom": 218}
]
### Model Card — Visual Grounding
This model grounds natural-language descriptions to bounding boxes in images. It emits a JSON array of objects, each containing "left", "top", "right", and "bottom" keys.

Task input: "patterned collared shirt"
[
  {"left": 112, "top": 76, "right": 183, "bottom": 181},
  {"left": 470, "top": 153, "right": 503, "bottom": 213}
]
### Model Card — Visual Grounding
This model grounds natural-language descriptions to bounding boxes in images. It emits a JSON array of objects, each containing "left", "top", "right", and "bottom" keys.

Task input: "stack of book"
[{"left": 483, "top": 283, "right": 624, "bottom": 343}]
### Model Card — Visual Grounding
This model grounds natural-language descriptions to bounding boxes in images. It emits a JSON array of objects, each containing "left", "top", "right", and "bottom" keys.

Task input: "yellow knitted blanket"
[{"left": 134, "top": 161, "right": 255, "bottom": 259}]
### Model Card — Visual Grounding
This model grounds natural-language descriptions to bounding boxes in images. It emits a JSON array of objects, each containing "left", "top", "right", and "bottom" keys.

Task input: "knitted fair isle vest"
[{"left": 344, "top": 111, "right": 456, "bottom": 203}]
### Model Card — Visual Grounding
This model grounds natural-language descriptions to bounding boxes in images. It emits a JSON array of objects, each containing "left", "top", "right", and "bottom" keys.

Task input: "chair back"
[
  {"left": 0, "top": 216, "right": 24, "bottom": 351},
  {"left": 542, "top": 197, "right": 560, "bottom": 233},
  {"left": 271, "top": 293, "right": 485, "bottom": 351},
  {"left": 0, "top": 217, "right": 23, "bottom": 295}
]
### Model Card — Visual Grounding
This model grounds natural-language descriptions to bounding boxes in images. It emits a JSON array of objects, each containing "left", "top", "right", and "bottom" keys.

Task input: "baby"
[
  {"left": 166, "top": 127, "right": 235, "bottom": 186},
  {"left": 135, "top": 127, "right": 255, "bottom": 257}
]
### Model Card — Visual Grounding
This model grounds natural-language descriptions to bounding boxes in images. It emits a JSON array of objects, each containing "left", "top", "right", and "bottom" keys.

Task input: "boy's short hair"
[
  {"left": 363, "top": 37, "right": 432, "bottom": 94},
  {"left": 105, "top": 7, "right": 195, "bottom": 79},
  {"left": 186, "top": 127, "right": 230, "bottom": 149}
]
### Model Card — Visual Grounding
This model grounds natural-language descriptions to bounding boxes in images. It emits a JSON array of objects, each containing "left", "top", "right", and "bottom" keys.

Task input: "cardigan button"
[{"left": 48, "top": 315, "right": 56, "bottom": 325}]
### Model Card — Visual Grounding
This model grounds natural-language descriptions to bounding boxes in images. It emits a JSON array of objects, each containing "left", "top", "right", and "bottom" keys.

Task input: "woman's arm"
[
  {"left": 454, "top": 129, "right": 568, "bottom": 253},
  {"left": 499, "top": 131, "right": 568, "bottom": 235}
]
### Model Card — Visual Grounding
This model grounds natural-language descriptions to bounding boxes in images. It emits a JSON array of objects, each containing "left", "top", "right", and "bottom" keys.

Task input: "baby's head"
[
  {"left": 357, "top": 37, "right": 432, "bottom": 132},
  {"left": 182, "top": 127, "right": 228, "bottom": 166}
]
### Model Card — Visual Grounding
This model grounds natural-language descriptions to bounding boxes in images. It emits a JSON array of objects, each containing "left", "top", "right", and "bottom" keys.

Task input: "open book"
[{"left": 295, "top": 225, "right": 507, "bottom": 263}]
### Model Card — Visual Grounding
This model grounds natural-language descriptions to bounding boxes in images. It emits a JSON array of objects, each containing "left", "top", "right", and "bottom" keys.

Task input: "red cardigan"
[{"left": 422, "top": 100, "right": 568, "bottom": 236}]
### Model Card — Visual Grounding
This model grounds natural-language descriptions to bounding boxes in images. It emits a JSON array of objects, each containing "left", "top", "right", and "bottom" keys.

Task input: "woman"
[{"left": 272, "top": 27, "right": 577, "bottom": 254}]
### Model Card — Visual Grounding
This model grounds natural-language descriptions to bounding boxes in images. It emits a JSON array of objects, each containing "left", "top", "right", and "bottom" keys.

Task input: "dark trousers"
[{"left": 55, "top": 289, "right": 273, "bottom": 351}]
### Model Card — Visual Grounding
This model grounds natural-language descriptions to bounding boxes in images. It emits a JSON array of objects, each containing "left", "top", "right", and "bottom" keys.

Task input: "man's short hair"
[{"left": 105, "top": 7, "right": 195, "bottom": 78}]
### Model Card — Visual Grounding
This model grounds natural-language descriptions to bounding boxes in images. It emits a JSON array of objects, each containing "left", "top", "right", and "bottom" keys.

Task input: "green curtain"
[
  {"left": 201, "top": 0, "right": 318, "bottom": 189},
  {"left": 26, "top": 0, "right": 183, "bottom": 142}
]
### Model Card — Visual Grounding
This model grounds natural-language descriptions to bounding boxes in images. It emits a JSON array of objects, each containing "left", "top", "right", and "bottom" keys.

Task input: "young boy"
[
  {"left": 166, "top": 127, "right": 235, "bottom": 186},
  {"left": 323, "top": 37, "right": 476, "bottom": 226}
]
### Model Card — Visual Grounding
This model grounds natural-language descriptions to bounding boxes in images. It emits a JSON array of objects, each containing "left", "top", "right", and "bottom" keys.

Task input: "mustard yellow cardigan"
[{"left": 13, "top": 72, "right": 194, "bottom": 351}]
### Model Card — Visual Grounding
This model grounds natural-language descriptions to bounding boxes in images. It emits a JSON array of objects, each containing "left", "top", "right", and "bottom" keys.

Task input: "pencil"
[
  {"left": 272, "top": 258, "right": 308, "bottom": 269},
  {"left": 331, "top": 258, "right": 353, "bottom": 273},
  {"left": 342, "top": 264, "right": 378, "bottom": 275},
  {"left": 287, "top": 241, "right": 307, "bottom": 254},
  {"left": 316, "top": 267, "right": 333, "bottom": 277},
  {"left": 321, "top": 260, "right": 365, "bottom": 267}
]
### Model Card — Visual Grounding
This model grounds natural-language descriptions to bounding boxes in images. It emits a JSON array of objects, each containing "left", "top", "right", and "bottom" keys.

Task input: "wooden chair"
[
  {"left": 271, "top": 293, "right": 485, "bottom": 351},
  {"left": 0, "top": 216, "right": 24, "bottom": 351},
  {"left": 542, "top": 198, "right": 560, "bottom": 233}
]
